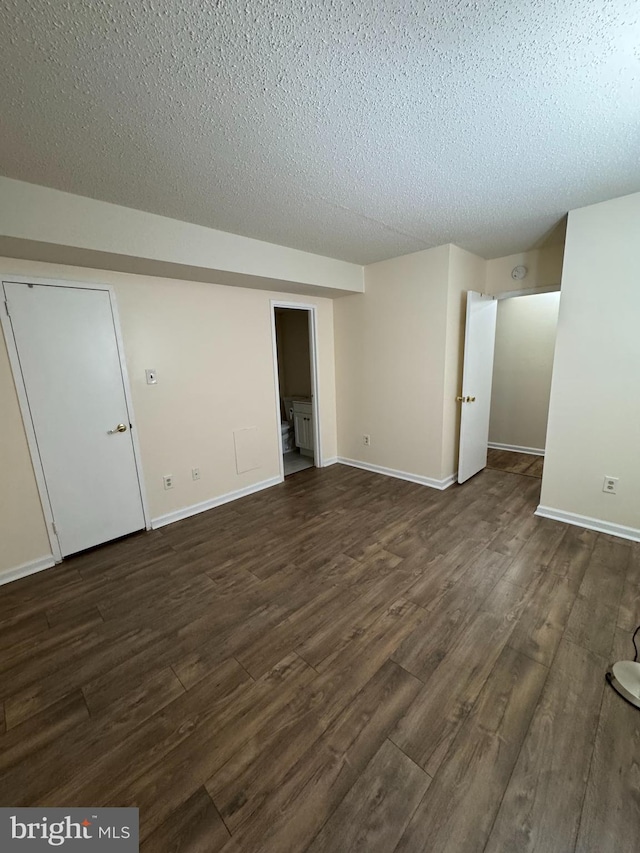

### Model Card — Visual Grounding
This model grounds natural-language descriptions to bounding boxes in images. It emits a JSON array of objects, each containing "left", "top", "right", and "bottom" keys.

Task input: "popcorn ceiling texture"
[{"left": 1, "top": 0, "right": 638, "bottom": 263}]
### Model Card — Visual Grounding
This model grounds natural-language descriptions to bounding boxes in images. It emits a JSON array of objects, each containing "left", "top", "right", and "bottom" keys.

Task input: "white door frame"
[
  {"left": 496, "top": 284, "right": 561, "bottom": 301},
  {"left": 1, "top": 275, "right": 151, "bottom": 563},
  {"left": 270, "top": 300, "right": 323, "bottom": 479},
  {"left": 457, "top": 283, "right": 563, "bottom": 480}
]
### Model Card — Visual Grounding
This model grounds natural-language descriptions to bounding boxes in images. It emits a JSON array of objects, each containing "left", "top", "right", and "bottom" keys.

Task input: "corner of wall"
[
  {"left": 334, "top": 244, "right": 452, "bottom": 482},
  {"left": 538, "top": 191, "right": 640, "bottom": 535}
]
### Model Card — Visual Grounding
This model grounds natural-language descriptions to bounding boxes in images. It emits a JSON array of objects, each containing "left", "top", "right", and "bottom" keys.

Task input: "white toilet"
[
  {"left": 280, "top": 417, "right": 294, "bottom": 453},
  {"left": 280, "top": 396, "right": 296, "bottom": 452}
]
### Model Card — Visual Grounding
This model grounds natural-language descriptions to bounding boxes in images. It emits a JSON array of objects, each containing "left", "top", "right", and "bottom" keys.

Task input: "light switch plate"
[{"left": 145, "top": 369, "right": 157, "bottom": 385}]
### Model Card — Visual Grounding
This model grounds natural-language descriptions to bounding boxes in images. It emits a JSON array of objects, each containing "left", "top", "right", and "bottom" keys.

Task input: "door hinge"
[
  {"left": 52, "top": 521, "right": 58, "bottom": 536},
  {"left": 4, "top": 300, "right": 9, "bottom": 317}
]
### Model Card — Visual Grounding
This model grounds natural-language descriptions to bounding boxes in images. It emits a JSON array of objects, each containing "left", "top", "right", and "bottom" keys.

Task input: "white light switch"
[{"left": 145, "top": 369, "right": 157, "bottom": 385}]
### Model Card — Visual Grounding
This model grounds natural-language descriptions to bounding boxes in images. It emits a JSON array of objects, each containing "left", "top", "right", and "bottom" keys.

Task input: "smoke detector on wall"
[{"left": 511, "top": 265, "right": 528, "bottom": 280}]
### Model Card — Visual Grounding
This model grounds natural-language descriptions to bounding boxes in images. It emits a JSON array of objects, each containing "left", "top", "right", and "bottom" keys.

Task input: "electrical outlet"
[
  {"left": 163, "top": 474, "right": 173, "bottom": 490},
  {"left": 603, "top": 476, "right": 618, "bottom": 495},
  {"left": 363, "top": 434, "right": 371, "bottom": 446},
  {"left": 192, "top": 467, "right": 201, "bottom": 481}
]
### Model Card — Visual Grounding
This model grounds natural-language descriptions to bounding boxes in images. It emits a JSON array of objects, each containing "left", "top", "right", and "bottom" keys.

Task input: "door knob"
[
  {"left": 108, "top": 423, "right": 127, "bottom": 434},
  {"left": 456, "top": 396, "right": 465, "bottom": 402},
  {"left": 467, "top": 396, "right": 476, "bottom": 402}
]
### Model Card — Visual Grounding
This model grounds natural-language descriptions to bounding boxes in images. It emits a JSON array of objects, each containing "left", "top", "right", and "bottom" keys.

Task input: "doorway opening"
[
  {"left": 458, "top": 286, "right": 561, "bottom": 485},
  {"left": 486, "top": 289, "right": 561, "bottom": 480},
  {"left": 271, "top": 302, "right": 321, "bottom": 478}
]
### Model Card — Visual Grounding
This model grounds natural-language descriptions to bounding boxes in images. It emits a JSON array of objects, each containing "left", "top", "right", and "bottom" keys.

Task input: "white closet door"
[
  {"left": 458, "top": 291, "right": 498, "bottom": 484},
  {"left": 5, "top": 282, "right": 145, "bottom": 556}
]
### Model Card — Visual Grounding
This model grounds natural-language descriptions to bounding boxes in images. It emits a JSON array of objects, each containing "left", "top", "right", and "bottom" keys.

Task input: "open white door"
[
  {"left": 458, "top": 291, "right": 498, "bottom": 484},
  {"left": 4, "top": 281, "right": 146, "bottom": 556}
]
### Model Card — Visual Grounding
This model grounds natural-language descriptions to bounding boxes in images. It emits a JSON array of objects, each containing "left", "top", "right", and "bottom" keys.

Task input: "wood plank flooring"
[
  {"left": 487, "top": 448, "right": 544, "bottom": 478},
  {"left": 0, "top": 463, "right": 638, "bottom": 852}
]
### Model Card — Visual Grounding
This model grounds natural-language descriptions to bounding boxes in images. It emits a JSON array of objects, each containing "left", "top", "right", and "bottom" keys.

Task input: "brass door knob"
[
  {"left": 456, "top": 396, "right": 465, "bottom": 402},
  {"left": 108, "top": 423, "right": 128, "bottom": 434}
]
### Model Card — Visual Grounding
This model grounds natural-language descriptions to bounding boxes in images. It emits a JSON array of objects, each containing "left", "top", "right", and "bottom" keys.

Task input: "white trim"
[
  {"left": 322, "top": 456, "right": 338, "bottom": 467},
  {"left": 3, "top": 274, "right": 126, "bottom": 293},
  {"left": 336, "top": 457, "right": 457, "bottom": 491},
  {"left": 535, "top": 505, "right": 640, "bottom": 543},
  {"left": 269, "top": 304, "right": 285, "bottom": 480},
  {"left": 488, "top": 442, "right": 545, "bottom": 457},
  {"left": 0, "top": 555, "right": 56, "bottom": 587},
  {"left": 1, "top": 274, "right": 151, "bottom": 563},
  {"left": 151, "top": 475, "right": 282, "bottom": 529},
  {"left": 107, "top": 286, "right": 152, "bottom": 531},
  {"left": 270, "top": 301, "right": 323, "bottom": 475},
  {"left": 497, "top": 284, "right": 561, "bottom": 300}
]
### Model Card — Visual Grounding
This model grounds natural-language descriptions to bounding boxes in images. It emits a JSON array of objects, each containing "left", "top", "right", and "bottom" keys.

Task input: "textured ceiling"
[{"left": 1, "top": 1, "right": 639, "bottom": 264}]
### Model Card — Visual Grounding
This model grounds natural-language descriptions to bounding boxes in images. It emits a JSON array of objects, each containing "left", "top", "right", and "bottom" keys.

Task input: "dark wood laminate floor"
[
  {"left": 487, "top": 448, "right": 544, "bottom": 478},
  {"left": 1, "top": 464, "right": 638, "bottom": 852}
]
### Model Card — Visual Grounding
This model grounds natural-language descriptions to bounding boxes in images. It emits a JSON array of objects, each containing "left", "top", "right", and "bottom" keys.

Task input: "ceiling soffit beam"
[{"left": 0, "top": 178, "right": 364, "bottom": 297}]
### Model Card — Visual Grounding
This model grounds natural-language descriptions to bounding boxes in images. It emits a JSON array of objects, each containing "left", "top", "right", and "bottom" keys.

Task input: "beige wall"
[
  {"left": 275, "top": 309, "right": 312, "bottom": 404},
  {"left": 334, "top": 243, "right": 494, "bottom": 483},
  {"left": 334, "top": 240, "right": 563, "bottom": 484},
  {"left": 335, "top": 244, "right": 452, "bottom": 481},
  {"left": 0, "top": 258, "right": 337, "bottom": 575},
  {"left": 489, "top": 292, "right": 560, "bottom": 451},
  {"left": 485, "top": 243, "right": 564, "bottom": 296},
  {"left": 0, "top": 330, "right": 52, "bottom": 570},
  {"left": 540, "top": 192, "right": 640, "bottom": 534}
]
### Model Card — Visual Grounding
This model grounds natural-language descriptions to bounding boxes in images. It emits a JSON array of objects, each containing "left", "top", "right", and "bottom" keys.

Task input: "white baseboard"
[
  {"left": 535, "top": 505, "right": 640, "bottom": 543},
  {"left": 336, "top": 457, "right": 457, "bottom": 491},
  {"left": 151, "top": 475, "right": 283, "bottom": 529},
  {"left": 0, "top": 554, "right": 57, "bottom": 587},
  {"left": 488, "top": 442, "right": 545, "bottom": 457},
  {"left": 322, "top": 456, "right": 338, "bottom": 467}
]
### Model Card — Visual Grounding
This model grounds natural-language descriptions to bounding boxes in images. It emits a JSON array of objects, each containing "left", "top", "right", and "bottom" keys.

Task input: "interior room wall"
[
  {"left": 274, "top": 309, "right": 312, "bottom": 404},
  {"left": 489, "top": 292, "right": 560, "bottom": 453},
  {"left": 539, "top": 191, "right": 640, "bottom": 537},
  {"left": 485, "top": 242, "right": 565, "bottom": 296},
  {"left": 334, "top": 244, "right": 452, "bottom": 484},
  {"left": 0, "top": 257, "right": 337, "bottom": 577},
  {"left": 0, "top": 329, "right": 52, "bottom": 571}
]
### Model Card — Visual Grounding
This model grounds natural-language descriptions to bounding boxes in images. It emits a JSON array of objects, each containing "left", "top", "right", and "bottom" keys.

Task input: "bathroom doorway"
[{"left": 270, "top": 302, "right": 321, "bottom": 478}]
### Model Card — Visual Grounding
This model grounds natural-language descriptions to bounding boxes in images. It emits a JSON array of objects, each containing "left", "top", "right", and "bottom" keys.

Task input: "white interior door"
[
  {"left": 458, "top": 291, "right": 498, "bottom": 484},
  {"left": 5, "top": 282, "right": 146, "bottom": 556}
]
